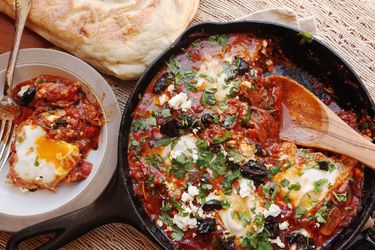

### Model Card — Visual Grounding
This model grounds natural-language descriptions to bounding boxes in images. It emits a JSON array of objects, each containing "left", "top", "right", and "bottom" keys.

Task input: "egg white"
[{"left": 12, "top": 124, "right": 80, "bottom": 189}]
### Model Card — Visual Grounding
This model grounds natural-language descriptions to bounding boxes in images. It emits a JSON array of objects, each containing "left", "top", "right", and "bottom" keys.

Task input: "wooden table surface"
[{"left": 0, "top": 12, "right": 51, "bottom": 53}]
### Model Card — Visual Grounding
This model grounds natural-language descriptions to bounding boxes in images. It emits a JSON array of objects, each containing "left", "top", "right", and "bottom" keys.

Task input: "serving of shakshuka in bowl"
[
  {"left": 8, "top": 74, "right": 104, "bottom": 192},
  {"left": 127, "top": 33, "right": 370, "bottom": 249}
]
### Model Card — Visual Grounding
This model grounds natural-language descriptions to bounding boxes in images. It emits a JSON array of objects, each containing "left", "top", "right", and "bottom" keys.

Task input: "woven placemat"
[{"left": 1, "top": 0, "right": 374, "bottom": 249}]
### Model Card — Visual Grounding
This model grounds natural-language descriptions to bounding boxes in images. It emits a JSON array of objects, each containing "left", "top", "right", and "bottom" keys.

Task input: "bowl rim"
[{"left": 0, "top": 48, "right": 121, "bottom": 232}]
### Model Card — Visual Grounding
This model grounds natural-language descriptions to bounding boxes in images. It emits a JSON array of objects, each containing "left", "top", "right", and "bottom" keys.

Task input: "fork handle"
[{"left": 4, "top": 0, "right": 31, "bottom": 97}]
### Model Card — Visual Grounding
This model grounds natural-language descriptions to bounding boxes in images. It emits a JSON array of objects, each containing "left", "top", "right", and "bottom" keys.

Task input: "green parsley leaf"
[
  {"left": 171, "top": 227, "right": 184, "bottom": 241},
  {"left": 223, "top": 115, "right": 237, "bottom": 128},
  {"left": 328, "top": 161, "right": 336, "bottom": 173},
  {"left": 166, "top": 57, "right": 181, "bottom": 75},
  {"left": 213, "top": 131, "right": 232, "bottom": 144},
  {"left": 227, "top": 150, "right": 242, "bottom": 164},
  {"left": 295, "top": 206, "right": 307, "bottom": 219},
  {"left": 202, "top": 88, "right": 217, "bottom": 106},
  {"left": 161, "top": 109, "right": 171, "bottom": 118},
  {"left": 333, "top": 191, "right": 348, "bottom": 202},
  {"left": 210, "top": 152, "right": 227, "bottom": 176},
  {"left": 199, "top": 73, "right": 215, "bottom": 83},
  {"left": 17, "top": 135, "right": 23, "bottom": 143},
  {"left": 289, "top": 183, "right": 301, "bottom": 191},
  {"left": 315, "top": 205, "right": 328, "bottom": 223},
  {"left": 156, "top": 138, "right": 172, "bottom": 147},
  {"left": 34, "top": 157, "right": 40, "bottom": 167},
  {"left": 195, "top": 139, "right": 209, "bottom": 150},
  {"left": 131, "top": 117, "right": 157, "bottom": 131},
  {"left": 268, "top": 165, "right": 281, "bottom": 178},
  {"left": 208, "top": 34, "right": 229, "bottom": 47},
  {"left": 280, "top": 179, "right": 290, "bottom": 187},
  {"left": 35, "top": 78, "right": 46, "bottom": 85},
  {"left": 298, "top": 31, "right": 314, "bottom": 45},
  {"left": 313, "top": 179, "right": 328, "bottom": 193},
  {"left": 169, "top": 154, "right": 193, "bottom": 178}
]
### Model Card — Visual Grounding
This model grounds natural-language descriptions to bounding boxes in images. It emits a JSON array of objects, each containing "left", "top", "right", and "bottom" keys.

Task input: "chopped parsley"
[
  {"left": 280, "top": 179, "right": 290, "bottom": 187},
  {"left": 195, "top": 139, "right": 209, "bottom": 150},
  {"left": 35, "top": 78, "right": 46, "bottom": 85},
  {"left": 208, "top": 34, "right": 229, "bottom": 47},
  {"left": 327, "top": 161, "right": 336, "bottom": 172},
  {"left": 171, "top": 227, "right": 184, "bottom": 240},
  {"left": 156, "top": 138, "right": 172, "bottom": 147},
  {"left": 161, "top": 109, "right": 171, "bottom": 118},
  {"left": 146, "top": 154, "right": 164, "bottom": 169},
  {"left": 313, "top": 179, "right": 328, "bottom": 193},
  {"left": 222, "top": 170, "right": 241, "bottom": 194},
  {"left": 202, "top": 88, "right": 217, "bottom": 105},
  {"left": 295, "top": 206, "right": 307, "bottom": 219},
  {"left": 213, "top": 131, "right": 232, "bottom": 144},
  {"left": 210, "top": 152, "right": 227, "bottom": 176},
  {"left": 268, "top": 165, "right": 281, "bottom": 178},
  {"left": 169, "top": 154, "right": 193, "bottom": 178},
  {"left": 315, "top": 205, "right": 328, "bottom": 223},
  {"left": 333, "top": 191, "right": 348, "bottom": 202},
  {"left": 34, "top": 157, "right": 40, "bottom": 167},
  {"left": 241, "top": 230, "right": 273, "bottom": 250},
  {"left": 223, "top": 115, "right": 237, "bottom": 128},
  {"left": 288, "top": 183, "right": 301, "bottom": 191},
  {"left": 199, "top": 73, "right": 215, "bottom": 83},
  {"left": 131, "top": 117, "right": 157, "bottom": 131},
  {"left": 298, "top": 31, "right": 314, "bottom": 44}
]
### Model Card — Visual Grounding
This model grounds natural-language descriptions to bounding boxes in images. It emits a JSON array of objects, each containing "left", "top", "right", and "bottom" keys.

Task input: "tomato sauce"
[{"left": 128, "top": 34, "right": 366, "bottom": 249}]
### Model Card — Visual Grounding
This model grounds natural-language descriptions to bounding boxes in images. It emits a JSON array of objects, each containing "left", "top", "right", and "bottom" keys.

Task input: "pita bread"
[{"left": 0, "top": 0, "right": 199, "bottom": 80}]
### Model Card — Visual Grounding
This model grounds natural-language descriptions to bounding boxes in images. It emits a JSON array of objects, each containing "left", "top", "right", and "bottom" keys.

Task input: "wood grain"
[
  {"left": 0, "top": 13, "right": 50, "bottom": 54},
  {"left": 272, "top": 75, "right": 375, "bottom": 169}
]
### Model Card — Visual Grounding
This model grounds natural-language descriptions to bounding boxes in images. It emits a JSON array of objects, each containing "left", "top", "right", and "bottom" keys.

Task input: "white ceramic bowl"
[{"left": 0, "top": 48, "right": 121, "bottom": 232}]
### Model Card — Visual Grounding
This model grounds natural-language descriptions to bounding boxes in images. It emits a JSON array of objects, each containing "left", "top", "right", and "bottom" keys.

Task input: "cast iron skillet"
[{"left": 6, "top": 21, "right": 375, "bottom": 250}]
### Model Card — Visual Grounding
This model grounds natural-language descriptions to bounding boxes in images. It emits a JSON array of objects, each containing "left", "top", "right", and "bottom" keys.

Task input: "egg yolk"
[{"left": 35, "top": 136, "right": 78, "bottom": 172}]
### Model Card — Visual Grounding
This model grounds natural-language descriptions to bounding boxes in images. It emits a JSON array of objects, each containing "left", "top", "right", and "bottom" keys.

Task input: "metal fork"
[{"left": 0, "top": 0, "right": 31, "bottom": 172}]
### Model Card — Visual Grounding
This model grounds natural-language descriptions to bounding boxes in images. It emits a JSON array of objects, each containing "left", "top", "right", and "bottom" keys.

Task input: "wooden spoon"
[{"left": 265, "top": 75, "right": 375, "bottom": 169}]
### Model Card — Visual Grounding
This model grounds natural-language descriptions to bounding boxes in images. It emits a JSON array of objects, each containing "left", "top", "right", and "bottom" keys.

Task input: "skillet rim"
[{"left": 118, "top": 20, "right": 375, "bottom": 250}]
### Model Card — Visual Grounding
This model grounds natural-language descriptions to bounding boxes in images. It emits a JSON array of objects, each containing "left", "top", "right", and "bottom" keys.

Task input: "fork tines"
[{"left": 0, "top": 120, "right": 14, "bottom": 172}]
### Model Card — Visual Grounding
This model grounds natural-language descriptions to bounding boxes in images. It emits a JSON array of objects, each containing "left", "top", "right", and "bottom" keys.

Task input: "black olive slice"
[
  {"left": 202, "top": 199, "right": 223, "bottom": 211},
  {"left": 160, "top": 119, "right": 179, "bottom": 137},
  {"left": 153, "top": 72, "right": 172, "bottom": 94},
  {"left": 217, "top": 236, "right": 235, "bottom": 250},
  {"left": 234, "top": 56, "right": 250, "bottom": 75},
  {"left": 240, "top": 160, "right": 268, "bottom": 186},
  {"left": 254, "top": 143, "right": 269, "bottom": 157},
  {"left": 317, "top": 161, "right": 329, "bottom": 171},
  {"left": 200, "top": 113, "right": 214, "bottom": 126},
  {"left": 20, "top": 86, "right": 36, "bottom": 106},
  {"left": 197, "top": 218, "right": 216, "bottom": 234},
  {"left": 285, "top": 233, "right": 316, "bottom": 250}
]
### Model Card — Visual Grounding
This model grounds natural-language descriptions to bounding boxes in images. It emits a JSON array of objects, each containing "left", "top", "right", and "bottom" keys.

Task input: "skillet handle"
[{"left": 6, "top": 170, "right": 148, "bottom": 250}]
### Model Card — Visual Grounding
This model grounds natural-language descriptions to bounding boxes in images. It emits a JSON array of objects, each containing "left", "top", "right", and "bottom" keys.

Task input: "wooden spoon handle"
[{"left": 320, "top": 106, "right": 375, "bottom": 169}]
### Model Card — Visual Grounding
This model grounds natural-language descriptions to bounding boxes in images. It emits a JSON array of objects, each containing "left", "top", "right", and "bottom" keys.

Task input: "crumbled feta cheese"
[
  {"left": 279, "top": 221, "right": 289, "bottom": 230},
  {"left": 167, "top": 84, "right": 174, "bottom": 92},
  {"left": 188, "top": 185, "right": 199, "bottom": 196},
  {"left": 181, "top": 192, "right": 190, "bottom": 203},
  {"left": 263, "top": 204, "right": 281, "bottom": 218},
  {"left": 268, "top": 236, "right": 285, "bottom": 248},
  {"left": 168, "top": 92, "right": 191, "bottom": 111},
  {"left": 159, "top": 94, "right": 168, "bottom": 105},
  {"left": 239, "top": 178, "right": 255, "bottom": 198},
  {"left": 173, "top": 214, "right": 197, "bottom": 230},
  {"left": 17, "top": 85, "right": 30, "bottom": 97},
  {"left": 181, "top": 185, "right": 199, "bottom": 203}
]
